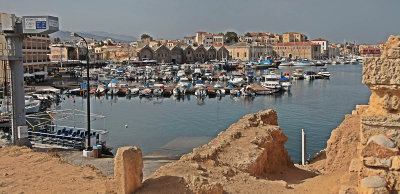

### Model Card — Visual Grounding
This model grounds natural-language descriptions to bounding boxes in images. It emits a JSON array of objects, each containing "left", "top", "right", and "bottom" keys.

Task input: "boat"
[
  {"left": 230, "top": 89, "right": 241, "bottom": 97},
  {"left": 261, "top": 73, "right": 281, "bottom": 93},
  {"left": 130, "top": 88, "right": 139, "bottom": 95},
  {"left": 240, "top": 85, "right": 256, "bottom": 97},
  {"left": 228, "top": 75, "right": 245, "bottom": 87},
  {"left": 292, "top": 69, "right": 304, "bottom": 80},
  {"left": 95, "top": 84, "right": 106, "bottom": 95},
  {"left": 213, "top": 83, "right": 224, "bottom": 88},
  {"left": 177, "top": 77, "right": 190, "bottom": 88},
  {"left": 139, "top": 88, "right": 152, "bottom": 97},
  {"left": 153, "top": 88, "right": 163, "bottom": 96},
  {"left": 318, "top": 67, "right": 331, "bottom": 79},
  {"left": 25, "top": 96, "right": 41, "bottom": 114},
  {"left": 279, "top": 78, "right": 292, "bottom": 91},
  {"left": 303, "top": 71, "right": 317, "bottom": 80},
  {"left": 177, "top": 70, "right": 186, "bottom": 77}
]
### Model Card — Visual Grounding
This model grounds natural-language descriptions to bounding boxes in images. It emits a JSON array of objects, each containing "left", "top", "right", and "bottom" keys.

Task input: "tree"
[
  {"left": 141, "top": 34, "right": 152, "bottom": 40},
  {"left": 53, "top": 37, "right": 60, "bottom": 43},
  {"left": 225, "top": 32, "right": 238, "bottom": 44},
  {"left": 244, "top": 32, "right": 251, "bottom": 37},
  {"left": 107, "top": 40, "right": 114, "bottom": 46},
  {"left": 104, "top": 51, "right": 110, "bottom": 60},
  {"left": 98, "top": 41, "right": 104, "bottom": 47}
]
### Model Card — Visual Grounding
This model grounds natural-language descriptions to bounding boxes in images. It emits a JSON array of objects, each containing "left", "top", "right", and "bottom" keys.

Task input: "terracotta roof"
[
  {"left": 203, "top": 34, "right": 213, "bottom": 37},
  {"left": 362, "top": 47, "right": 380, "bottom": 50},
  {"left": 312, "top": 38, "right": 328, "bottom": 42},
  {"left": 197, "top": 31, "right": 206, "bottom": 33},
  {"left": 275, "top": 42, "right": 320, "bottom": 46}
]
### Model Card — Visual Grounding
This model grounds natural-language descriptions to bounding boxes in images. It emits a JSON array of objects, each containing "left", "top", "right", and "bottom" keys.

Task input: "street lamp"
[{"left": 71, "top": 32, "right": 91, "bottom": 152}]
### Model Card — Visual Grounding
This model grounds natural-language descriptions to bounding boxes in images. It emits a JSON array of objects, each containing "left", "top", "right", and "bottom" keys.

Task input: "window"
[
  {"left": 244, "top": 52, "right": 247, "bottom": 57},
  {"left": 237, "top": 52, "right": 239, "bottom": 57}
]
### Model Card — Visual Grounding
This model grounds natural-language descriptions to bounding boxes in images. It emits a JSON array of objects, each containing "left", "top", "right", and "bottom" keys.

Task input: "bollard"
[{"left": 302, "top": 128, "right": 306, "bottom": 165}]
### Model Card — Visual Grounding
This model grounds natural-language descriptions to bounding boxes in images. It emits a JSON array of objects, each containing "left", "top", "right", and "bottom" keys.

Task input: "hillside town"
[{"left": 1, "top": 29, "right": 384, "bottom": 82}]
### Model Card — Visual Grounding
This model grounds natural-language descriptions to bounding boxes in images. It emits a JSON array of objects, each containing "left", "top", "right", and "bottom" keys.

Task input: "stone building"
[
  {"left": 213, "top": 34, "right": 224, "bottom": 46},
  {"left": 311, "top": 38, "right": 329, "bottom": 57},
  {"left": 226, "top": 42, "right": 266, "bottom": 61},
  {"left": 193, "top": 45, "right": 207, "bottom": 63},
  {"left": 273, "top": 42, "right": 322, "bottom": 59},
  {"left": 136, "top": 44, "right": 229, "bottom": 64},
  {"left": 169, "top": 45, "right": 184, "bottom": 64},
  {"left": 282, "top": 32, "right": 307, "bottom": 43},
  {"left": 182, "top": 45, "right": 195, "bottom": 63},
  {"left": 22, "top": 34, "right": 53, "bottom": 73}
]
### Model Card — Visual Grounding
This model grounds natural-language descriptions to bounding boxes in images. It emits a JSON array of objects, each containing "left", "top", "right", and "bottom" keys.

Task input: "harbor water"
[{"left": 56, "top": 64, "right": 370, "bottom": 163}]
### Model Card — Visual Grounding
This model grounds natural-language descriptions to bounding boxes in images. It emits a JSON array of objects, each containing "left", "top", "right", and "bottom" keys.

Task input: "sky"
[{"left": 2, "top": 0, "right": 399, "bottom": 44}]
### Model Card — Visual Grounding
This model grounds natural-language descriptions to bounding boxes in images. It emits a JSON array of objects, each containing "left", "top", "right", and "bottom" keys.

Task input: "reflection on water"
[{"left": 56, "top": 64, "right": 371, "bottom": 162}]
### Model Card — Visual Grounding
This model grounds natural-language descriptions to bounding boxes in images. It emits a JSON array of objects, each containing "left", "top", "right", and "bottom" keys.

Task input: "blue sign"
[{"left": 36, "top": 21, "right": 46, "bottom": 29}]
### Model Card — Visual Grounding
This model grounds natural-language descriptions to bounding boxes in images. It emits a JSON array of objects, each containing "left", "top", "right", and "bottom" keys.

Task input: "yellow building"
[
  {"left": 273, "top": 42, "right": 322, "bottom": 60},
  {"left": 282, "top": 32, "right": 308, "bottom": 43},
  {"left": 226, "top": 42, "right": 267, "bottom": 61}
]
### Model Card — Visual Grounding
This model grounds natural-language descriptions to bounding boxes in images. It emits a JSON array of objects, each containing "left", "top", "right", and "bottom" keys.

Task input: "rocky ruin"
[
  {"left": 357, "top": 35, "right": 400, "bottom": 193},
  {"left": 136, "top": 109, "right": 294, "bottom": 193}
]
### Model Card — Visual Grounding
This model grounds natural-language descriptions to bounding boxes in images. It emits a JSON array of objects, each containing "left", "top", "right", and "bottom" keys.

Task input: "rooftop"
[{"left": 275, "top": 42, "right": 320, "bottom": 46}]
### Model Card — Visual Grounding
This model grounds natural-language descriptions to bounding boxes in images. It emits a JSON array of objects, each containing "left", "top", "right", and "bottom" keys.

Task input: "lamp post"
[{"left": 71, "top": 32, "right": 91, "bottom": 151}]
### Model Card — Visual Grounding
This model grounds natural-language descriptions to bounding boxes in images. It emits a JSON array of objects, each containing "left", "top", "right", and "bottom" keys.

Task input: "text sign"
[{"left": 24, "top": 17, "right": 47, "bottom": 30}]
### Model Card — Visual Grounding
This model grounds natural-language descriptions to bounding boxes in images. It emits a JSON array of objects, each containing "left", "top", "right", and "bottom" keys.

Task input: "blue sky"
[{"left": 2, "top": 0, "right": 399, "bottom": 44}]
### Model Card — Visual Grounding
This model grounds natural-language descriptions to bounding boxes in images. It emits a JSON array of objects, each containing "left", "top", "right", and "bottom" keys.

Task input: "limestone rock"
[
  {"left": 390, "top": 156, "right": 400, "bottom": 170},
  {"left": 367, "top": 134, "right": 395, "bottom": 148},
  {"left": 362, "top": 141, "right": 397, "bottom": 159},
  {"left": 114, "top": 146, "right": 144, "bottom": 194},
  {"left": 361, "top": 176, "right": 387, "bottom": 188},
  {"left": 363, "top": 157, "right": 392, "bottom": 168}
]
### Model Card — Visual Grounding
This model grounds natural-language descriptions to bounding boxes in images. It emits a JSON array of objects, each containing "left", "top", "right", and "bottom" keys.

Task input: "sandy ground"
[{"left": 0, "top": 146, "right": 116, "bottom": 193}]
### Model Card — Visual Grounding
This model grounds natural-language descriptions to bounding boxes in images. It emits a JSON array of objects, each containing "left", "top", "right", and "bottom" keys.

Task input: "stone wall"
[{"left": 357, "top": 35, "right": 400, "bottom": 193}]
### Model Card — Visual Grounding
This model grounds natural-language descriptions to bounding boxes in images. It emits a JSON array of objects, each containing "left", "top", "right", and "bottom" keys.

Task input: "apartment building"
[
  {"left": 273, "top": 42, "right": 322, "bottom": 59},
  {"left": 282, "top": 32, "right": 308, "bottom": 43}
]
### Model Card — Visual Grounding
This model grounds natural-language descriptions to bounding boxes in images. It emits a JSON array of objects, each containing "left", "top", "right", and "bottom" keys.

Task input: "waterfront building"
[
  {"left": 182, "top": 45, "right": 195, "bottom": 63},
  {"left": 184, "top": 36, "right": 195, "bottom": 45},
  {"left": 22, "top": 34, "right": 53, "bottom": 74},
  {"left": 136, "top": 43, "right": 229, "bottom": 64},
  {"left": 49, "top": 44, "right": 80, "bottom": 66},
  {"left": 328, "top": 44, "right": 340, "bottom": 59},
  {"left": 226, "top": 42, "right": 266, "bottom": 61},
  {"left": 311, "top": 38, "right": 329, "bottom": 58},
  {"left": 360, "top": 47, "right": 381, "bottom": 57},
  {"left": 273, "top": 42, "right": 322, "bottom": 59},
  {"left": 194, "top": 45, "right": 207, "bottom": 63},
  {"left": 212, "top": 34, "right": 224, "bottom": 46},
  {"left": 282, "top": 32, "right": 308, "bottom": 43},
  {"left": 203, "top": 34, "right": 213, "bottom": 47},
  {"left": 195, "top": 31, "right": 206, "bottom": 45}
]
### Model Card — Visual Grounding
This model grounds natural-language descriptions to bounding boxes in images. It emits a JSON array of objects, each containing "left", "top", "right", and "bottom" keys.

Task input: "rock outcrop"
[
  {"left": 136, "top": 109, "right": 294, "bottom": 194},
  {"left": 358, "top": 35, "right": 400, "bottom": 193},
  {"left": 114, "top": 146, "right": 143, "bottom": 194}
]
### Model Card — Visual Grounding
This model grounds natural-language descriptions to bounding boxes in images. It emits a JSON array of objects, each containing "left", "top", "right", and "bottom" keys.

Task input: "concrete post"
[
  {"left": 302, "top": 128, "right": 306, "bottom": 165},
  {"left": 5, "top": 34, "right": 31, "bottom": 147}
]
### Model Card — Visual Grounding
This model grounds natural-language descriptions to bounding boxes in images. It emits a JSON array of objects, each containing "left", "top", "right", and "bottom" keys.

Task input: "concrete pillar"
[
  {"left": 114, "top": 146, "right": 143, "bottom": 194},
  {"left": 6, "top": 34, "right": 31, "bottom": 147},
  {"left": 302, "top": 128, "right": 306, "bottom": 165}
]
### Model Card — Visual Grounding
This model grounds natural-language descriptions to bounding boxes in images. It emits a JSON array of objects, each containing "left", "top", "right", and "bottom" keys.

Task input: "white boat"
[
  {"left": 303, "top": 71, "right": 317, "bottom": 80},
  {"left": 318, "top": 68, "right": 331, "bottom": 79},
  {"left": 229, "top": 76, "right": 245, "bottom": 87},
  {"left": 350, "top": 58, "right": 357, "bottom": 64},
  {"left": 153, "top": 88, "right": 163, "bottom": 96},
  {"left": 139, "top": 88, "right": 152, "bottom": 97},
  {"left": 213, "top": 84, "right": 224, "bottom": 88},
  {"left": 177, "top": 77, "right": 190, "bottom": 88},
  {"left": 279, "top": 78, "right": 292, "bottom": 91},
  {"left": 25, "top": 96, "right": 41, "bottom": 114},
  {"left": 177, "top": 70, "right": 185, "bottom": 77},
  {"left": 95, "top": 84, "right": 106, "bottom": 95},
  {"left": 230, "top": 89, "right": 241, "bottom": 97},
  {"left": 261, "top": 74, "right": 281, "bottom": 93},
  {"left": 130, "top": 88, "right": 139, "bottom": 95},
  {"left": 240, "top": 86, "right": 256, "bottom": 97}
]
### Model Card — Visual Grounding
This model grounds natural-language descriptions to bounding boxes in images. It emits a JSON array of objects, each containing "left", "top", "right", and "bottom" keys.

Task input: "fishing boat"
[
  {"left": 230, "top": 89, "right": 241, "bottom": 97},
  {"left": 177, "top": 77, "right": 190, "bottom": 88},
  {"left": 130, "top": 88, "right": 140, "bottom": 95},
  {"left": 95, "top": 84, "right": 106, "bottom": 95},
  {"left": 213, "top": 83, "right": 224, "bottom": 88}
]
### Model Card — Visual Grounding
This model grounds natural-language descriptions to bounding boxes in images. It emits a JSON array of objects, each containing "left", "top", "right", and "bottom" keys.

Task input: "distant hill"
[{"left": 49, "top": 30, "right": 138, "bottom": 42}]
